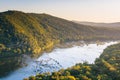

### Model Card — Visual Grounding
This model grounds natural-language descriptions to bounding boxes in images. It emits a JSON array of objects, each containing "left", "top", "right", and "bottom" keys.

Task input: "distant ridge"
[
  {"left": 73, "top": 21, "right": 120, "bottom": 28},
  {"left": 0, "top": 10, "right": 120, "bottom": 57},
  {"left": 1, "top": 10, "right": 120, "bottom": 76}
]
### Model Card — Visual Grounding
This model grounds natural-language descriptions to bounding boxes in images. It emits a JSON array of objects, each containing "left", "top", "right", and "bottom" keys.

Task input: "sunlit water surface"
[{"left": 1, "top": 41, "right": 118, "bottom": 80}]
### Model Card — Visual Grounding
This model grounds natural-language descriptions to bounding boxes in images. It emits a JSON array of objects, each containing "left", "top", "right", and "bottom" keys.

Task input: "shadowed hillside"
[{"left": 0, "top": 10, "right": 120, "bottom": 77}]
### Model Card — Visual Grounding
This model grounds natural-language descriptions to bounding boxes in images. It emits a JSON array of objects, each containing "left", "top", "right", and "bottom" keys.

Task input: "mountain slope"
[
  {"left": 0, "top": 10, "right": 120, "bottom": 76},
  {"left": 30, "top": 13, "right": 120, "bottom": 41},
  {"left": 1, "top": 11, "right": 120, "bottom": 56}
]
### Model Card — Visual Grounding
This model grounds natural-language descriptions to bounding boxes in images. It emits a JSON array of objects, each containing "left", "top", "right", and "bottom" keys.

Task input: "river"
[{"left": 0, "top": 41, "right": 118, "bottom": 80}]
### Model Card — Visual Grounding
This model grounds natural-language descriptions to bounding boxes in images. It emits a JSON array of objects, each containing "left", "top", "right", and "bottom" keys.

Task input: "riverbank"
[
  {"left": 25, "top": 42, "right": 120, "bottom": 80},
  {"left": 1, "top": 41, "right": 118, "bottom": 80}
]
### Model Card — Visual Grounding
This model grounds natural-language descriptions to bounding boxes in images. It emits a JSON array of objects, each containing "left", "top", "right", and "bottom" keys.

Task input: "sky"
[{"left": 0, "top": 0, "right": 120, "bottom": 22}]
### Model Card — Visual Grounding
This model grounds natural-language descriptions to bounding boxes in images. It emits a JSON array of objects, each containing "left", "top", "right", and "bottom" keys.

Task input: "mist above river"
[{"left": 1, "top": 41, "right": 118, "bottom": 80}]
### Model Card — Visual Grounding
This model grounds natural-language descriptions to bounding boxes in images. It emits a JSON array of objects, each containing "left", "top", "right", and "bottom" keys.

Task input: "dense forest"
[
  {"left": 1, "top": 10, "right": 120, "bottom": 77},
  {"left": 24, "top": 43, "right": 120, "bottom": 80}
]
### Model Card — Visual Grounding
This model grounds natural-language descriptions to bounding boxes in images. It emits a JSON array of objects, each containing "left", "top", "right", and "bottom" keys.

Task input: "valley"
[
  {"left": 0, "top": 11, "right": 120, "bottom": 80},
  {"left": 1, "top": 41, "right": 117, "bottom": 80}
]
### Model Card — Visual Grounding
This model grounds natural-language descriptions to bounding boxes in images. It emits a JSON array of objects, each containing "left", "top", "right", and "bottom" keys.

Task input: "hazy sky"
[{"left": 1, "top": 0, "right": 120, "bottom": 22}]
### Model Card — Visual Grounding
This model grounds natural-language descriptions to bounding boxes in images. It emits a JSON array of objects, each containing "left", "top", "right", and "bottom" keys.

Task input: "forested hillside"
[
  {"left": 1, "top": 11, "right": 120, "bottom": 57},
  {"left": 25, "top": 43, "right": 120, "bottom": 80},
  {"left": 0, "top": 10, "right": 120, "bottom": 77}
]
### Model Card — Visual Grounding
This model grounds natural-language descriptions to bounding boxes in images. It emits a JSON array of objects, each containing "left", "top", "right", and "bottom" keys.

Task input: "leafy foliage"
[
  {"left": 25, "top": 43, "right": 120, "bottom": 80},
  {"left": 1, "top": 10, "right": 120, "bottom": 77}
]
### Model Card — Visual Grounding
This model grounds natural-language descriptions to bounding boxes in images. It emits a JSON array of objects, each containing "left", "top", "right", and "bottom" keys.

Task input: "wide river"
[{"left": 1, "top": 41, "right": 118, "bottom": 80}]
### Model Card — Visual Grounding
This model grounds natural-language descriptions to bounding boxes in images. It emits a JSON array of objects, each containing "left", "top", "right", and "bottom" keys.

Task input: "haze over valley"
[{"left": 0, "top": 0, "right": 120, "bottom": 80}]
